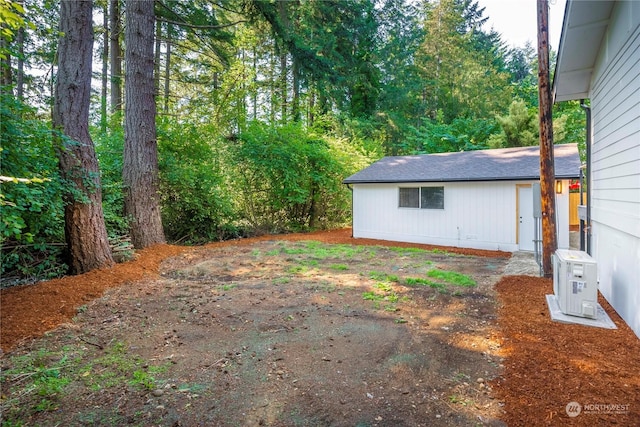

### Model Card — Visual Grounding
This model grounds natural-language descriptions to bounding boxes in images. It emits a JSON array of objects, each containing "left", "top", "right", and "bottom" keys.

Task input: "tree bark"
[
  {"left": 154, "top": 19, "right": 162, "bottom": 97},
  {"left": 292, "top": 58, "right": 300, "bottom": 122},
  {"left": 52, "top": 0, "right": 114, "bottom": 274},
  {"left": 163, "top": 24, "right": 172, "bottom": 114},
  {"left": 101, "top": 2, "right": 108, "bottom": 133},
  {"left": 278, "top": 1, "right": 288, "bottom": 123},
  {"left": 16, "top": 25, "right": 24, "bottom": 101},
  {"left": 109, "top": 0, "right": 123, "bottom": 116},
  {"left": 123, "top": 0, "right": 166, "bottom": 249},
  {"left": 537, "top": 0, "right": 557, "bottom": 277}
]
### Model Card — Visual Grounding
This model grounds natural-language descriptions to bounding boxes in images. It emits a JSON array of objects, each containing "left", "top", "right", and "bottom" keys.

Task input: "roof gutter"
[{"left": 580, "top": 99, "right": 592, "bottom": 255}]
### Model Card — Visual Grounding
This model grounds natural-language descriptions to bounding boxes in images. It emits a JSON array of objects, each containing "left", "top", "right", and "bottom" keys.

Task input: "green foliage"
[
  {"left": 369, "top": 271, "right": 399, "bottom": 282},
  {"left": 157, "top": 119, "right": 236, "bottom": 243},
  {"left": 94, "top": 128, "right": 128, "bottom": 238},
  {"left": 228, "top": 121, "right": 366, "bottom": 232},
  {"left": 0, "top": 348, "right": 77, "bottom": 418},
  {"left": 0, "top": 94, "right": 67, "bottom": 283},
  {"left": 488, "top": 98, "right": 586, "bottom": 150},
  {"left": 403, "top": 114, "right": 497, "bottom": 154},
  {"left": 553, "top": 100, "right": 586, "bottom": 147},
  {"left": 0, "top": 0, "right": 28, "bottom": 47},
  {"left": 405, "top": 277, "right": 442, "bottom": 288},
  {"left": 418, "top": 0, "right": 512, "bottom": 123},
  {"left": 488, "top": 99, "right": 538, "bottom": 148},
  {"left": 426, "top": 269, "right": 476, "bottom": 287},
  {"left": 1, "top": 341, "right": 169, "bottom": 424}
]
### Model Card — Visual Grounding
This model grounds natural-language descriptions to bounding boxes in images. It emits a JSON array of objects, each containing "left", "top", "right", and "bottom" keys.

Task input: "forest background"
[{"left": 0, "top": 0, "right": 585, "bottom": 285}]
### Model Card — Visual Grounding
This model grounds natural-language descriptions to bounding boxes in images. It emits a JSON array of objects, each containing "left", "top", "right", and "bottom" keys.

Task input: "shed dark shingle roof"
[{"left": 343, "top": 144, "right": 581, "bottom": 184}]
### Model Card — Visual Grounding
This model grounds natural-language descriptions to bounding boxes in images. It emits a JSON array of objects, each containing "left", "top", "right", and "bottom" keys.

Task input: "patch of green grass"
[
  {"left": 130, "top": 370, "right": 155, "bottom": 391},
  {"left": 405, "top": 277, "right": 447, "bottom": 290},
  {"left": 362, "top": 291, "right": 384, "bottom": 301},
  {"left": 374, "top": 282, "right": 394, "bottom": 292},
  {"left": 273, "top": 277, "right": 291, "bottom": 285},
  {"left": 430, "top": 248, "right": 455, "bottom": 255},
  {"left": 282, "top": 246, "right": 307, "bottom": 255},
  {"left": 363, "top": 281, "right": 400, "bottom": 310},
  {"left": 329, "top": 263, "right": 348, "bottom": 271},
  {"left": 369, "top": 271, "right": 399, "bottom": 282},
  {"left": 0, "top": 348, "right": 78, "bottom": 417},
  {"left": 279, "top": 241, "right": 365, "bottom": 260},
  {"left": 287, "top": 265, "right": 308, "bottom": 274},
  {"left": 219, "top": 283, "right": 238, "bottom": 291},
  {"left": 427, "top": 269, "right": 476, "bottom": 287},
  {"left": 389, "top": 246, "right": 428, "bottom": 254},
  {"left": 80, "top": 342, "right": 169, "bottom": 393},
  {"left": 405, "top": 277, "right": 433, "bottom": 286}
]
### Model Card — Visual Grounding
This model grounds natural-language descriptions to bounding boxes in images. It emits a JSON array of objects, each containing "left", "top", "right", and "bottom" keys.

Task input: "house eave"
[
  {"left": 553, "top": 0, "right": 615, "bottom": 103},
  {"left": 343, "top": 174, "right": 579, "bottom": 185}
]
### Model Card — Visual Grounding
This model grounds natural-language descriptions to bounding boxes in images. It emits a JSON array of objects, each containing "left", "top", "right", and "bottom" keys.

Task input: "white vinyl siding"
[
  {"left": 353, "top": 182, "right": 518, "bottom": 252},
  {"left": 590, "top": 3, "right": 640, "bottom": 239},
  {"left": 589, "top": 1, "right": 640, "bottom": 338}
]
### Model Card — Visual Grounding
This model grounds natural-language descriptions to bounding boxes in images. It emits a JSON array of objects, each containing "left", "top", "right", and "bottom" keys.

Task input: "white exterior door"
[{"left": 518, "top": 186, "right": 534, "bottom": 251}]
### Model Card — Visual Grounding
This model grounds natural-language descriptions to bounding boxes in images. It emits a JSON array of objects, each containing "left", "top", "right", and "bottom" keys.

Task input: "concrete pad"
[
  {"left": 503, "top": 252, "right": 541, "bottom": 276},
  {"left": 545, "top": 294, "right": 617, "bottom": 329}
]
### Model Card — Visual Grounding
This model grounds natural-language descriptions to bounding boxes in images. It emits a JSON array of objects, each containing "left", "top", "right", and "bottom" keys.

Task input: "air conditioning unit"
[{"left": 553, "top": 249, "right": 598, "bottom": 319}]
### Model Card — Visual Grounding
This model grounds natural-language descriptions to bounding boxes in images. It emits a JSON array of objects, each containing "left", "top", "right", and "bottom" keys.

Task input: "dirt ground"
[{"left": 1, "top": 229, "right": 639, "bottom": 426}]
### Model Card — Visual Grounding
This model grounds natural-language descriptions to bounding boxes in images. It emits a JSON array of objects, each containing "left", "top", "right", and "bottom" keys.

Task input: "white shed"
[
  {"left": 344, "top": 144, "right": 580, "bottom": 253},
  {"left": 554, "top": 0, "right": 640, "bottom": 338}
]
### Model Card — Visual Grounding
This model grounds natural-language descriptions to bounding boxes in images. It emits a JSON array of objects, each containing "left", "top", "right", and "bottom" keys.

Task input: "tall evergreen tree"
[
  {"left": 52, "top": 0, "right": 114, "bottom": 273},
  {"left": 123, "top": 0, "right": 165, "bottom": 248}
]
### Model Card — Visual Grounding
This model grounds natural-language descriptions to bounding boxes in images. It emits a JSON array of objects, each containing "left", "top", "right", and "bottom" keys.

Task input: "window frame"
[
  {"left": 398, "top": 187, "right": 420, "bottom": 208},
  {"left": 398, "top": 186, "right": 445, "bottom": 210},
  {"left": 420, "top": 186, "right": 445, "bottom": 210}
]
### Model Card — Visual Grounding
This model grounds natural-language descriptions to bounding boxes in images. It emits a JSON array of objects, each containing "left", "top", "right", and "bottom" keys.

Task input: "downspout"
[
  {"left": 580, "top": 100, "right": 592, "bottom": 255},
  {"left": 345, "top": 183, "right": 353, "bottom": 237}
]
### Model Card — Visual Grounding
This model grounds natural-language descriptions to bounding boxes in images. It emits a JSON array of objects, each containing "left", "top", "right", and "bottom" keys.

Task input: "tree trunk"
[
  {"left": 278, "top": 1, "right": 288, "bottom": 123},
  {"left": 269, "top": 39, "right": 276, "bottom": 124},
  {"left": 308, "top": 86, "right": 315, "bottom": 127},
  {"left": 537, "top": 0, "right": 557, "bottom": 277},
  {"left": 163, "top": 24, "right": 172, "bottom": 114},
  {"left": 109, "top": 0, "right": 123, "bottom": 117},
  {"left": 100, "top": 2, "right": 108, "bottom": 133},
  {"left": 52, "top": 0, "right": 114, "bottom": 274},
  {"left": 16, "top": 26, "right": 24, "bottom": 101},
  {"left": 292, "top": 58, "right": 300, "bottom": 122},
  {"left": 123, "top": 0, "right": 165, "bottom": 249},
  {"left": 154, "top": 19, "right": 162, "bottom": 97},
  {"left": 252, "top": 46, "right": 258, "bottom": 120}
]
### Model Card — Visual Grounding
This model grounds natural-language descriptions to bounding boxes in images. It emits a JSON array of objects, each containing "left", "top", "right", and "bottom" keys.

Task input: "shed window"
[
  {"left": 398, "top": 186, "right": 444, "bottom": 209},
  {"left": 399, "top": 187, "right": 419, "bottom": 208},
  {"left": 421, "top": 186, "right": 444, "bottom": 209}
]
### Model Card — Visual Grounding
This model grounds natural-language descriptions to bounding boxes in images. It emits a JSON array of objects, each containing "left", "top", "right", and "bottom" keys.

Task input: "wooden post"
[{"left": 537, "top": 0, "right": 557, "bottom": 277}]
